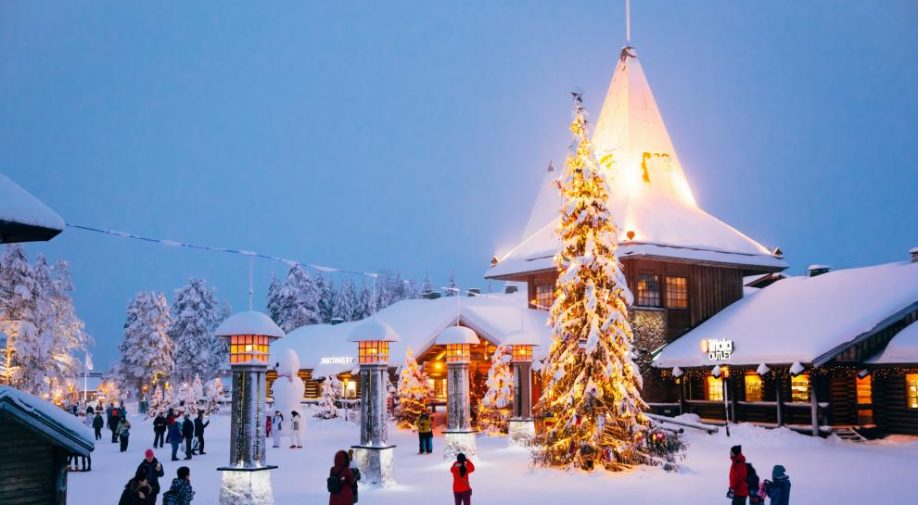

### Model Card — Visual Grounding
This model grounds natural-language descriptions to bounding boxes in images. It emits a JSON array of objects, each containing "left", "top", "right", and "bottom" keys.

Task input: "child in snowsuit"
[
  {"left": 271, "top": 411, "right": 283, "bottom": 448},
  {"left": 289, "top": 411, "right": 303, "bottom": 448},
  {"left": 162, "top": 466, "right": 195, "bottom": 505},
  {"left": 746, "top": 462, "right": 764, "bottom": 504},
  {"left": 764, "top": 465, "right": 791, "bottom": 505},
  {"left": 450, "top": 452, "right": 475, "bottom": 505},
  {"left": 417, "top": 411, "right": 433, "bottom": 454}
]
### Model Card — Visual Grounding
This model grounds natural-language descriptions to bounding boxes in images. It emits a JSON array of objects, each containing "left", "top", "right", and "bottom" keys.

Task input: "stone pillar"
[
  {"left": 219, "top": 364, "right": 276, "bottom": 505},
  {"left": 351, "top": 363, "right": 396, "bottom": 487},
  {"left": 508, "top": 361, "right": 535, "bottom": 446},
  {"left": 444, "top": 361, "right": 476, "bottom": 458}
]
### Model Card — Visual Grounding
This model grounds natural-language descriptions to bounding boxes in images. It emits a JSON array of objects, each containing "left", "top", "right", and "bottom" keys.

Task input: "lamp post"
[
  {"left": 504, "top": 330, "right": 538, "bottom": 446},
  {"left": 436, "top": 325, "right": 479, "bottom": 459},
  {"left": 214, "top": 311, "right": 284, "bottom": 505},
  {"left": 349, "top": 319, "right": 400, "bottom": 487}
]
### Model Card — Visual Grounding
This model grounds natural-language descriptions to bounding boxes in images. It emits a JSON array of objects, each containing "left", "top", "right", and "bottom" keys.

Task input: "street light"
[
  {"left": 214, "top": 310, "right": 284, "bottom": 505},
  {"left": 436, "top": 325, "right": 479, "bottom": 458},
  {"left": 503, "top": 330, "right": 539, "bottom": 446}
]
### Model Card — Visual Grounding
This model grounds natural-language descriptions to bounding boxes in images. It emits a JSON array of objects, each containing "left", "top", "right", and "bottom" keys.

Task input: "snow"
[
  {"left": 653, "top": 261, "right": 918, "bottom": 368},
  {"left": 869, "top": 320, "right": 918, "bottom": 364},
  {"left": 349, "top": 319, "right": 401, "bottom": 342},
  {"left": 0, "top": 386, "right": 93, "bottom": 452},
  {"left": 67, "top": 404, "right": 918, "bottom": 504},
  {"left": 488, "top": 49, "right": 783, "bottom": 280},
  {"left": 436, "top": 325, "right": 480, "bottom": 345},
  {"left": 272, "top": 293, "right": 553, "bottom": 370},
  {"left": 0, "top": 172, "right": 65, "bottom": 232},
  {"left": 215, "top": 310, "right": 285, "bottom": 338}
]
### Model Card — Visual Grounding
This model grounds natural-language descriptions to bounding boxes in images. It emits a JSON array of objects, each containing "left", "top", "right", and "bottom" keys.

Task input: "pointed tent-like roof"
[
  {"left": 488, "top": 48, "right": 785, "bottom": 279},
  {"left": 0, "top": 173, "right": 64, "bottom": 244}
]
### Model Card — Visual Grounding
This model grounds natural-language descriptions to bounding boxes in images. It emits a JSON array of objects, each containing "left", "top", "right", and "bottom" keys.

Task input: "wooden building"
[
  {"left": 486, "top": 47, "right": 785, "bottom": 400},
  {"left": 654, "top": 256, "right": 918, "bottom": 437},
  {"left": 0, "top": 386, "right": 94, "bottom": 505}
]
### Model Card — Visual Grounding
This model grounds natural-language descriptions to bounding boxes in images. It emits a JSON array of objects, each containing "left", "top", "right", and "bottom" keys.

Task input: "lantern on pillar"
[
  {"left": 503, "top": 330, "right": 539, "bottom": 446},
  {"left": 349, "top": 319, "right": 400, "bottom": 487},
  {"left": 436, "top": 325, "right": 479, "bottom": 459},
  {"left": 214, "top": 311, "right": 284, "bottom": 505}
]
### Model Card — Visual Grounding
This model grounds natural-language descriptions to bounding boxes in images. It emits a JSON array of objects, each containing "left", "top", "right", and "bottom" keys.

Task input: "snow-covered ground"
[{"left": 70, "top": 406, "right": 918, "bottom": 504}]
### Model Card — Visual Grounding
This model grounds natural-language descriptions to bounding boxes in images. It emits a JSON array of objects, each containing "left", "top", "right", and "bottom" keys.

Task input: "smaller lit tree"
[
  {"left": 477, "top": 345, "right": 513, "bottom": 434},
  {"left": 205, "top": 378, "right": 224, "bottom": 415},
  {"left": 175, "top": 382, "right": 199, "bottom": 416},
  {"left": 394, "top": 347, "right": 433, "bottom": 429},
  {"left": 314, "top": 376, "right": 341, "bottom": 419},
  {"left": 191, "top": 374, "right": 204, "bottom": 411},
  {"left": 147, "top": 385, "right": 165, "bottom": 418}
]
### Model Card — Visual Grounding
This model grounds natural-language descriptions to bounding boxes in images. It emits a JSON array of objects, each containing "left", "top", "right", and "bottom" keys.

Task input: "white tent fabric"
[{"left": 488, "top": 48, "right": 783, "bottom": 278}]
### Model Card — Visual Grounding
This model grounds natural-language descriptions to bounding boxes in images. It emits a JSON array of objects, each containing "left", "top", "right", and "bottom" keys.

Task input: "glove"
[{"left": 726, "top": 488, "right": 735, "bottom": 499}]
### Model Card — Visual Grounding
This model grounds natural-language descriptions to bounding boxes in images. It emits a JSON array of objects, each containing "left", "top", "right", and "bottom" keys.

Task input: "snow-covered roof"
[
  {"left": 0, "top": 386, "right": 94, "bottom": 456},
  {"left": 436, "top": 325, "right": 480, "bottom": 345},
  {"left": 0, "top": 173, "right": 65, "bottom": 243},
  {"left": 271, "top": 292, "right": 553, "bottom": 374},
  {"left": 215, "top": 310, "right": 285, "bottom": 338},
  {"left": 869, "top": 321, "right": 918, "bottom": 365},
  {"left": 653, "top": 260, "right": 918, "bottom": 368},
  {"left": 348, "top": 319, "right": 400, "bottom": 342},
  {"left": 487, "top": 48, "right": 784, "bottom": 279}
]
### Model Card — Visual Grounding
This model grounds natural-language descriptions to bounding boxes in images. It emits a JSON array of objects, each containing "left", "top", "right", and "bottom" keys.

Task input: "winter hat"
[
  {"left": 145, "top": 449, "right": 154, "bottom": 459},
  {"left": 772, "top": 464, "right": 787, "bottom": 479},
  {"left": 730, "top": 445, "right": 742, "bottom": 456}
]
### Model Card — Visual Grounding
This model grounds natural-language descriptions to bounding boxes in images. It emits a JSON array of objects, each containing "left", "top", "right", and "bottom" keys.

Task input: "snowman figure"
[{"left": 272, "top": 349, "right": 306, "bottom": 448}]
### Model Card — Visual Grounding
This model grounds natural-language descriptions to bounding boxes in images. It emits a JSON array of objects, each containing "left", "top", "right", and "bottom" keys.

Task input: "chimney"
[
  {"left": 807, "top": 264, "right": 831, "bottom": 277},
  {"left": 910, "top": 247, "right": 918, "bottom": 263}
]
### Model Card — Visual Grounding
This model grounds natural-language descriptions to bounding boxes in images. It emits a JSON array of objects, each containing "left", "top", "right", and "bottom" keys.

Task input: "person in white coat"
[
  {"left": 289, "top": 410, "right": 303, "bottom": 448},
  {"left": 271, "top": 410, "right": 284, "bottom": 448}
]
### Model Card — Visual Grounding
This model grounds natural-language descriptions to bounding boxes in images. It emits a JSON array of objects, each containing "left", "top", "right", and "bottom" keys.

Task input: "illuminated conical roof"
[{"left": 489, "top": 48, "right": 785, "bottom": 279}]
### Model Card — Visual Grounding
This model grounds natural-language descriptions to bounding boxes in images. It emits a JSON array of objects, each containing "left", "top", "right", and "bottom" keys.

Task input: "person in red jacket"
[
  {"left": 728, "top": 445, "right": 749, "bottom": 505},
  {"left": 328, "top": 450, "right": 355, "bottom": 505},
  {"left": 450, "top": 452, "right": 475, "bottom": 505}
]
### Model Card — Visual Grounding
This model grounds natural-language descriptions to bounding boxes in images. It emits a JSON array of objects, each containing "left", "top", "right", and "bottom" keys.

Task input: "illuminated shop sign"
[
  {"left": 700, "top": 338, "right": 734, "bottom": 361},
  {"left": 320, "top": 356, "right": 355, "bottom": 365}
]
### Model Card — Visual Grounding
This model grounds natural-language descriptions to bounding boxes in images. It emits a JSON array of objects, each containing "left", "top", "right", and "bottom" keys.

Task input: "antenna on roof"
[{"left": 625, "top": 0, "right": 631, "bottom": 43}]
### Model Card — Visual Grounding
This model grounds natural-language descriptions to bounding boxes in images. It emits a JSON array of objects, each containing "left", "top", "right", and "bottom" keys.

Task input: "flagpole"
[{"left": 83, "top": 368, "right": 87, "bottom": 404}]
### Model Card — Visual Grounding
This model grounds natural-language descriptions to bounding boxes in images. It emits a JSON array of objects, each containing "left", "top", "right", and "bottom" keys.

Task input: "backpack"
[
  {"left": 326, "top": 473, "right": 343, "bottom": 494},
  {"left": 161, "top": 490, "right": 177, "bottom": 505}
]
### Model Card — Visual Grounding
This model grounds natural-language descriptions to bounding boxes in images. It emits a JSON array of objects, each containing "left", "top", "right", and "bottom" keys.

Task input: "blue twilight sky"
[{"left": 2, "top": 1, "right": 916, "bottom": 368}]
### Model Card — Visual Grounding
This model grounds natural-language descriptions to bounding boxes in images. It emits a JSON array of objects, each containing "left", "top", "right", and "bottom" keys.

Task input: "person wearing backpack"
[
  {"left": 162, "top": 466, "right": 195, "bottom": 505},
  {"left": 450, "top": 452, "right": 475, "bottom": 505},
  {"left": 416, "top": 410, "right": 433, "bottom": 454},
  {"left": 328, "top": 450, "right": 356, "bottom": 505},
  {"left": 727, "top": 445, "right": 748, "bottom": 505},
  {"left": 746, "top": 462, "right": 764, "bottom": 504},
  {"left": 118, "top": 417, "right": 132, "bottom": 452},
  {"left": 763, "top": 465, "right": 791, "bottom": 505},
  {"left": 119, "top": 468, "right": 152, "bottom": 505}
]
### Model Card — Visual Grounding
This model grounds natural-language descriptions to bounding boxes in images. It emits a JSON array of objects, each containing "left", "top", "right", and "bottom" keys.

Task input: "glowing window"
[
  {"left": 665, "top": 276, "right": 688, "bottom": 309},
  {"left": 636, "top": 273, "right": 661, "bottom": 307},
  {"left": 791, "top": 373, "right": 810, "bottom": 402},
  {"left": 706, "top": 375, "right": 724, "bottom": 402},
  {"left": 358, "top": 341, "right": 390, "bottom": 364},
  {"left": 446, "top": 344, "right": 471, "bottom": 363},
  {"left": 511, "top": 345, "right": 533, "bottom": 362},
  {"left": 229, "top": 334, "right": 270, "bottom": 364},
  {"left": 534, "top": 284, "right": 553, "bottom": 311},
  {"left": 856, "top": 375, "right": 872, "bottom": 405},
  {"left": 744, "top": 373, "right": 763, "bottom": 402},
  {"left": 907, "top": 374, "right": 918, "bottom": 409}
]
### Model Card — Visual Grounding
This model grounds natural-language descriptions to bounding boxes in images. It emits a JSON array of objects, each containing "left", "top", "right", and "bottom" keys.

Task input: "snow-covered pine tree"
[
  {"left": 477, "top": 345, "right": 514, "bottom": 434},
  {"left": 206, "top": 301, "right": 232, "bottom": 379},
  {"left": 355, "top": 280, "right": 374, "bottom": 320},
  {"left": 148, "top": 385, "right": 165, "bottom": 418},
  {"left": 275, "top": 264, "right": 320, "bottom": 331},
  {"left": 532, "top": 94, "right": 671, "bottom": 471},
  {"left": 169, "top": 278, "right": 224, "bottom": 382},
  {"left": 421, "top": 274, "right": 432, "bottom": 298},
  {"left": 314, "top": 375, "right": 341, "bottom": 419},
  {"left": 205, "top": 377, "right": 224, "bottom": 415},
  {"left": 48, "top": 260, "right": 92, "bottom": 379},
  {"left": 316, "top": 274, "right": 337, "bottom": 324},
  {"left": 444, "top": 272, "right": 458, "bottom": 296},
  {"left": 191, "top": 374, "right": 204, "bottom": 411},
  {"left": 266, "top": 275, "right": 283, "bottom": 324},
  {"left": 114, "top": 292, "right": 174, "bottom": 399},
  {"left": 334, "top": 279, "right": 359, "bottom": 322},
  {"left": 394, "top": 347, "right": 433, "bottom": 429},
  {"left": 175, "top": 381, "right": 199, "bottom": 416}
]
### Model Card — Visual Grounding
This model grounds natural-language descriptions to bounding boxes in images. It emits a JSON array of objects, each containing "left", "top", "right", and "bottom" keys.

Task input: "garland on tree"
[
  {"left": 394, "top": 347, "right": 433, "bottom": 429},
  {"left": 477, "top": 345, "right": 514, "bottom": 435},
  {"left": 532, "top": 93, "right": 682, "bottom": 471}
]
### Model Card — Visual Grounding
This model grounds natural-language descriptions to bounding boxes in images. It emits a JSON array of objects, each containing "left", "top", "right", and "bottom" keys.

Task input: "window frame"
[
  {"left": 790, "top": 373, "right": 810, "bottom": 403},
  {"left": 744, "top": 372, "right": 763, "bottom": 402},
  {"left": 907, "top": 373, "right": 918, "bottom": 410},
  {"left": 705, "top": 375, "right": 724, "bottom": 402},
  {"left": 636, "top": 272, "right": 662, "bottom": 308},
  {"left": 534, "top": 284, "right": 553, "bottom": 311},
  {"left": 665, "top": 276, "right": 689, "bottom": 309}
]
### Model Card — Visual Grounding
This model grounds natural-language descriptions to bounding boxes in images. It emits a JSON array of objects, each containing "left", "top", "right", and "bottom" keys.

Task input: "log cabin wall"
[
  {"left": 873, "top": 368, "right": 918, "bottom": 435},
  {"left": 0, "top": 416, "right": 61, "bottom": 504}
]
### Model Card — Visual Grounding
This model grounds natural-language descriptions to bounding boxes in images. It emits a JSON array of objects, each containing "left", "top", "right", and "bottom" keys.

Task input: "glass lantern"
[
  {"left": 228, "top": 334, "right": 271, "bottom": 364},
  {"left": 358, "top": 340, "right": 390, "bottom": 364},
  {"left": 446, "top": 343, "right": 471, "bottom": 363},
  {"left": 511, "top": 344, "right": 534, "bottom": 363}
]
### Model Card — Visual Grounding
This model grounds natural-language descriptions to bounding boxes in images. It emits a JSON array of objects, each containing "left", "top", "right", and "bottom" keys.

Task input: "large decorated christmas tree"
[
  {"left": 394, "top": 347, "right": 433, "bottom": 429},
  {"left": 532, "top": 93, "right": 679, "bottom": 471}
]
